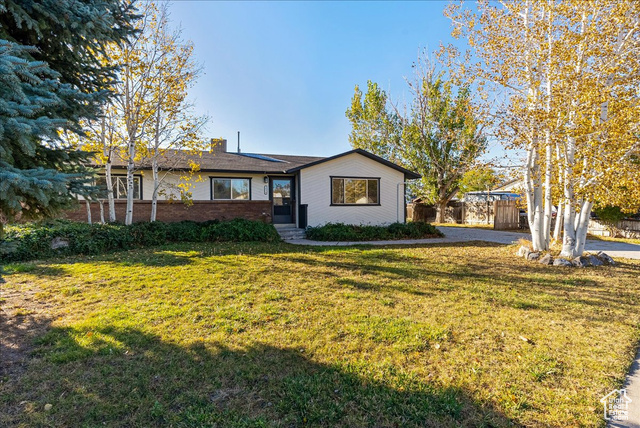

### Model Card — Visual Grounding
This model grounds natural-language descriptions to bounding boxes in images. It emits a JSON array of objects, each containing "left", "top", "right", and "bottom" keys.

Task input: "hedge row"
[
  {"left": 1, "top": 219, "right": 280, "bottom": 262},
  {"left": 305, "top": 222, "right": 443, "bottom": 241}
]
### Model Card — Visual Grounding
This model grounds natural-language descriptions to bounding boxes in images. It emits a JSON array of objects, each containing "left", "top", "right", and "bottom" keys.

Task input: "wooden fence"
[
  {"left": 408, "top": 200, "right": 522, "bottom": 230},
  {"left": 493, "top": 200, "right": 520, "bottom": 230},
  {"left": 588, "top": 218, "right": 640, "bottom": 239}
]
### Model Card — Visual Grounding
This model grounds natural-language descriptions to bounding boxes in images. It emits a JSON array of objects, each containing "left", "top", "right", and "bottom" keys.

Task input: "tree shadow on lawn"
[
  {"left": 1, "top": 322, "right": 519, "bottom": 427},
  {"left": 291, "top": 240, "right": 508, "bottom": 252},
  {"left": 278, "top": 244, "right": 640, "bottom": 324},
  {"left": 1, "top": 262, "right": 68, "bottom": 277}
]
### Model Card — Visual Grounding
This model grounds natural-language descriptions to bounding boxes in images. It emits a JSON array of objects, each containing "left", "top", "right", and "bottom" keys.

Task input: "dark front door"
[{"left": 272, "top": 178, "right": 294, "bottom": 224}]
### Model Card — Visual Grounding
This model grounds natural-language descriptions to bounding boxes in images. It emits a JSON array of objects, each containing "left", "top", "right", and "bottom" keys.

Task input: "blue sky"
[{"left": 168, "top": 1, "right": 462, "bottom": 157}]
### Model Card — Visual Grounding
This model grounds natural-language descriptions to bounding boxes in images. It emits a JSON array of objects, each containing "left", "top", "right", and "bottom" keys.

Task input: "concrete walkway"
[
  {"left": 609, "top": 347, "right": 640, "bottom": 428},
  {"left": 287, "top": 226, "right": 640, "bottom": 260}
]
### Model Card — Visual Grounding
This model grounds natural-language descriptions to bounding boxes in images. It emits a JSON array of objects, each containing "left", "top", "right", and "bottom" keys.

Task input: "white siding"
[
  {"left": 299, "top": 153, "right": 406, "bottom": 227},
  {"left": 113, "top": 170, "right": 269, "bottom": 201}
]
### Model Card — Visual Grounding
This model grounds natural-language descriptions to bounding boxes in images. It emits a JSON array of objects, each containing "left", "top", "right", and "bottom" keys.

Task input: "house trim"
[{"left": 287, "top": 149, "right": 421, "bottom": 180}]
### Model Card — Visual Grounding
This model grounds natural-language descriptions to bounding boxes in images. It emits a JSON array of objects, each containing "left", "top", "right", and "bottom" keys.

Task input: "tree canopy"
[
  {"left": 0, "top": 0, "right": 138, "bottom": 227},
  {"left": 445, "top": 0, "right": 640, "bottom": 256},
  {"left": 346, "top": 59, "right": 487, "bottom": 222}
]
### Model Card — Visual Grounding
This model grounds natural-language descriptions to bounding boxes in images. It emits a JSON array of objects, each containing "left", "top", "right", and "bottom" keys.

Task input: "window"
[
  {"left": 211, "top": 178, "right": 250, "bottom": 200},
  {"left": 331, "top": 177, "right": 379, "bottom": 205},
  {"left": 96, "top": 175, "right": 141, "bottom": 200}
]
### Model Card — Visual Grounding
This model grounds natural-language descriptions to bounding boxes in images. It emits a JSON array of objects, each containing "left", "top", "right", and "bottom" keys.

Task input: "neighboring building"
[
  {"left": 492, "top": 178, "right": 523, "bottom": 192},
  {"left": 69, "top": 139, "right": 420, "bottom": 227},
  {"left": 463, "top": 191, "right": 521, "bottom": 202}
]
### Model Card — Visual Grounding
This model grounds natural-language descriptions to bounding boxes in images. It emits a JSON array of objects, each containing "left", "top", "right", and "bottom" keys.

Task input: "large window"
[
  {"left": 96, "top": 175, "right": 141, "bottom": 200},
  {"left": 331, "top": 177, "right": 379, "bottom": 205},
  {"left": 211, "top": 178, "right": 250, "bottom": 200}
]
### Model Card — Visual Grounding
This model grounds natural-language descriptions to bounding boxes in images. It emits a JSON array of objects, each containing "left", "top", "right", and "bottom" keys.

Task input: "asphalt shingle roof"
[
  {"left": 105, "top": 148, "right": 420, "bottom": 179},
  {"left": 107, "top": 149, "right": 325, "bottom": 174}
]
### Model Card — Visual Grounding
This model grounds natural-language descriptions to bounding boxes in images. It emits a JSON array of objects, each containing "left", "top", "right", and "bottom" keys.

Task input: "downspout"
[{"left": 397, "top": 181, "right": 416, "bottom": 223}]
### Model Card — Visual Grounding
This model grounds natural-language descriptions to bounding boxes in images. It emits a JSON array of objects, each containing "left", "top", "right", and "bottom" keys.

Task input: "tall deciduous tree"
[
  {"left": 0, "top": 0, "right": 136, "bottom": 235},
  {"left": 139, "top": 3, "right": 208, "bottom": 222},
  {"left": 346, "top": 81, "right": 403, "bottom": 165},
  {"left": 81, "top": 2, "right": 208, "bottom": 224},
  {"left": 445, "top": 0, "right": 640, "bottom": 257},
  {"left": 346, "top": 59, "right": 487, "bottom": 223},
  {"left": 458, "top": 166, "right": 502, "bottom": 195}
]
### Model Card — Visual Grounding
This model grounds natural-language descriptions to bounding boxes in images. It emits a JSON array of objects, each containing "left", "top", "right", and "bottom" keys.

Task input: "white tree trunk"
[
  {"left": 151, "top": 158, "right": 159, "bottom": 222},
  {"left": 99, "top": 200, "right": 105, "bottom": 224},
  {"left": 125, "top": 139, "right": 135, "bottom": 225},
  {"left": 105, "top": 161, "right": 116, "bottom": 222},
  {"left": 85, "top": 200, "right": 92, "bottom": 225},
  {"left": 541, "top": 5, "right": 553, "bottom": 251},
  {"left": 552, "top": 201, "right": 563, "bottom": 242},
  {"left": 521, "top": 0, "right": 546, "bottom": 252},
  {"left": 525, "top": 146, "right": 545, "bottom": 251},
  {"left": 560, "top": 137, "right": 578, "bottom": 257},
  {"left": 574, "top": 201, "right": 593, "bottom": 256},
  {"left": 539, "top": 132, "right": 553, "bottom": 251}
]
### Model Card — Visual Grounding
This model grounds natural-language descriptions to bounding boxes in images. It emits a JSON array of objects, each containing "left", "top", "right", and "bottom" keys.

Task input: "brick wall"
[{"left": 65, "top": 200, "right": 273, "bottom": 223}]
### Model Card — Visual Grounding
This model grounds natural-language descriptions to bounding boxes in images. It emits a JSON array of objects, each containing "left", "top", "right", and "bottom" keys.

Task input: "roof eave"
[{"left": 286, "top": 148, "right": 421, "bottom": 179}]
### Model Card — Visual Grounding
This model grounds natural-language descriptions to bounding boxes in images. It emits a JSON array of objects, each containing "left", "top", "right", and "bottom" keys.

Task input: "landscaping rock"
[
  {"left": 571, "top": 256, "right": 590, "bottom": 268},
  {"left": 527, "top": 252, "right": 541, "bottom": 261},
  {"left": 587, "top": 255, "right": 604, "bottom": 266},
  {"left": 517, "top": 246, "right": 531, "bottom": 258},
  {"left": 596, "top": 251, "right": 616, "bottom": 265},
  {"left": 553, "top": 258, "right": 573, "bottom": 267},
  {"left": 538, "top": 253, "right": 553, "bottom": 265},
  {"left": 50, "top": 237, "right": 69, "bottom": 250}
]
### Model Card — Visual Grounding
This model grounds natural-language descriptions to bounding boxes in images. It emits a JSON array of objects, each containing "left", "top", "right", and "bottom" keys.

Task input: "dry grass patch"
[
  {"left": 1, "top": 241, "right": 639, "bottom": 427},
  {"left": 432, "top": 223, "right": 496, "bottom": 229},
  {"left": 586, "top": 234, "right": 640, "bottom": 246}
]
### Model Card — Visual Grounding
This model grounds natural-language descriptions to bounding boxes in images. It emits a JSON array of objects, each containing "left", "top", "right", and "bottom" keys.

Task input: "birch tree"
[
  {"left": 445, "top": 0, "right": 640, "bottom": 257},
  {"left": 80, "top": 2, "right": 208, "bottom": 225},
  {"left": 138, "top": 4, "right": 208, "bottom": 222},
  {"left": 72, "top": 107, "right": 121, "bottom": 223}
]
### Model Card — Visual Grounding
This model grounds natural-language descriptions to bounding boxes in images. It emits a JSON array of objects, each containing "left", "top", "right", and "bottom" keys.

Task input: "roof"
[
  {"left": 286, "top": 148, "right": 421, "bottom": 180},
  {"left": 107, "top": 149, "right": 324, "bottom": 174},
  {"left": 493, "top": 178, "right": 523, "bottom": 192},
  {"left": 105, "top": 147, "right": 421, "bottom": 179}
]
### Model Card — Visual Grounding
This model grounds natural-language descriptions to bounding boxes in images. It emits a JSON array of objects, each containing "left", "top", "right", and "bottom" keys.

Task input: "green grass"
[{"left": 2, "top": 241, "right": 640, "bottom": 427}]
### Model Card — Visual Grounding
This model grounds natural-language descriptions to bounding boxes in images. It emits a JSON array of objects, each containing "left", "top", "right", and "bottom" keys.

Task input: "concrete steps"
[{"left": 274, "top": 224, "right": 306, "bottom": 240}]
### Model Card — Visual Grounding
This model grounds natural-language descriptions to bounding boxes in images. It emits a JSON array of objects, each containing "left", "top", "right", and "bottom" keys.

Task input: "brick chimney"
[{"left": 210, "top": 138, "right": 227, "bottom": 153}]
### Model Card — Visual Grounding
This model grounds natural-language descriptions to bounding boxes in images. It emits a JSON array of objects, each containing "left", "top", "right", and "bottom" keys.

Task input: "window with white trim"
[
  {"left": 96, "top": 175, "right": 141, "bottom": 200},
  {"left": 211, "top": 178, "right": 250, "bottom": 200},
  {"left": 331, "top": 177, "right": 379, "bottom": 205}
]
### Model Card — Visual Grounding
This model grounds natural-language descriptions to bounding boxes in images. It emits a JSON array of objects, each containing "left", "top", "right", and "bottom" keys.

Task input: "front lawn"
[{"left": 1, "top": 242, "right": 639, "bottom": 427}]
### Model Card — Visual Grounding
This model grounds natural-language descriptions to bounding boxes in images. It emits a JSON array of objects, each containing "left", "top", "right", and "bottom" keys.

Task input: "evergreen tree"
[{"left": 0, "top": 0, "right": 137, "bottom": 235}]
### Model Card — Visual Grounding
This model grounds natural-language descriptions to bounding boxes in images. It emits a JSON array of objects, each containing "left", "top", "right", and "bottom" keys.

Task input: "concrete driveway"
[{"left": 288, "top": 226, "right": 640, "bottom": 260}]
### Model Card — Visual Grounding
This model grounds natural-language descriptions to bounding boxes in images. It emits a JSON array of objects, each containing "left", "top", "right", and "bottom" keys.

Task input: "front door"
[{"left": 271, "top": 177, "right": 294, "bottom": 224}]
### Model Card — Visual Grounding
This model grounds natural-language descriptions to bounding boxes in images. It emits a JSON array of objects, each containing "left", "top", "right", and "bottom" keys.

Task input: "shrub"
[
  {"left": 201, "top": 218, "right": 280, "bottom": 242},
  {"left": 305, "top": 222, "right": 442, "bottom": 241},
  {"left": 1, "top": 219, "right": 280, "bottom": 262},
  {"left": 593, "top": 206, "right": 628, "bottom": 224}
]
